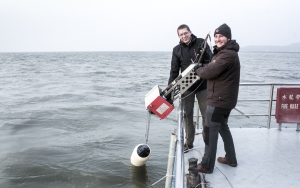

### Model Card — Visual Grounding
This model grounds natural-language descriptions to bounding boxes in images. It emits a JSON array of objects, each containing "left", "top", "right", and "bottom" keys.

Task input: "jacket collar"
[
  {"left": 213, "top": 40, "right": 239, "bottom": 54},
  {"left": 179, "top": 34, "right": 197, "bottom": 47}
]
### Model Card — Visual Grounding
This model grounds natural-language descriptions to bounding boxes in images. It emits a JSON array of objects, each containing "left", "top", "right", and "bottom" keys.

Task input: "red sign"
[{"left": 275, "top": 88, "right": 300, "bottom": 123}]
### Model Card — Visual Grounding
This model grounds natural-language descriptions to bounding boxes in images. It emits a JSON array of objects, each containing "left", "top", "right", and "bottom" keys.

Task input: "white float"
[{"left": 130, "top": 144, "right": 151, "bottom": 166}]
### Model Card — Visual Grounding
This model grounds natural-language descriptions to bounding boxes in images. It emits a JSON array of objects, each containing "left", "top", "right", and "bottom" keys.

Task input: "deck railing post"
[
  {"left": 165, "top": 133, "right": 176, "bottom": 188},
  {"left": 195, "top": 101, "right": 199, "bottom": 129},
  {"left": 175, "top": 98, "right": 185, "bottom": 188},
  {"left": 267, "top": 84, "right": 275, "bottom": 129},
  {"left": 278, "top": 123, "right": 282, "bottom": 131}
]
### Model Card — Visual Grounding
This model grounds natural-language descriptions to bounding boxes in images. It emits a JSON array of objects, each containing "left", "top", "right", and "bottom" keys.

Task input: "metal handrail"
[
  {"left": 195, "top": 83, "right": 300, "bottom": 129},
  {"left": 174, "top": 98, "right": 185, "bottom": 188},
  {"left": 169, "top": 83, "right": 300, "bottom": 188},
  {"left": 168, "top": 83, "right": 300, "bottom": 188}
]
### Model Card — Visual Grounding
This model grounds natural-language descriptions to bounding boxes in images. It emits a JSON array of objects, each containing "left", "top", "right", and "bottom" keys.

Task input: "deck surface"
[{"left": 184, "top": 128, "right": 300, "bottom": 188}]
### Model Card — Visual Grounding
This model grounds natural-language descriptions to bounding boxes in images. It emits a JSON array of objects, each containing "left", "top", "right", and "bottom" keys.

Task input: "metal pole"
[
  {"left": 278, "top": 123, "right": 282, "bottom": 131},
  {"left": 165, "top": 133, "right": 176, "bottom": 188},
  {"left": 195, "top": 100, "right": 199, "bottom": 129},
  {"left": 175, "top": 98, "right": 185, "bottom": 188},
  {"left": 267, "top": 84, "right": 274, "bottom": 129}
]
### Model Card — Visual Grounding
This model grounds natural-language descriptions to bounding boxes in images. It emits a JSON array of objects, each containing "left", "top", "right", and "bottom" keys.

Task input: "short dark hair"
[{"left": 177, "top": 24, "right": 190, "bottom": 35}]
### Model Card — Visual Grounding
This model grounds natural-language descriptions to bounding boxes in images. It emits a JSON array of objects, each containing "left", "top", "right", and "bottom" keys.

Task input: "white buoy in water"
[{"left": 130, "top": 144, "right": 151, "bottom": 166}]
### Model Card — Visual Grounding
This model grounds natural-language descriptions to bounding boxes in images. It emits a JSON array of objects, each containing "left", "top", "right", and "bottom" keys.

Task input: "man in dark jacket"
[
  {"left": 168, "top": 24, "right": 212, "bottom": 152},
  {"left": 194, "top": 23, "right": 240, "bottom": 173}
]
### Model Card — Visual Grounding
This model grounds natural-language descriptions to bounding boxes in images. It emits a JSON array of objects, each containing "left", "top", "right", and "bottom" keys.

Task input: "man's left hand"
[{"left": 193, "top": 63, "right": 203, "bottom": 72}]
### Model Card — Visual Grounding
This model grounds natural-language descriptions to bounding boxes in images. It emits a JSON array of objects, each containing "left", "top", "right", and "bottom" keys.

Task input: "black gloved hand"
[
  {"left": 165, "top": 93, "right": 173, "bottom": 105},
  {"left": 148, "top": 110, "right": 155, "bottom": 115},
  {"left": 193, "top": 63, "right": 203, "bottom": 72},
  {"left": 198, "top": 48, "right": 204, "bottom": 55},
  {"left": 160, "top": 84, "right": 171, "bottom": 97},
  {"left": 197, "top": 43, "right": 204, "bottom": 54}
]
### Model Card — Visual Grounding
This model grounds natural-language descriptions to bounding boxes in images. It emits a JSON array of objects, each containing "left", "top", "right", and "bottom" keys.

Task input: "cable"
[
  {"left": 180, "top": 79, "right": 204, "bottom": 100},
  {"left": 214, "top": 166, "right": 234, "bottom": 188},
  {"left": 151, "top": 175, "right": 174, "bottom": 186},
  {"left": 145, "top": 107, "right": 152, "bottom": 144}
]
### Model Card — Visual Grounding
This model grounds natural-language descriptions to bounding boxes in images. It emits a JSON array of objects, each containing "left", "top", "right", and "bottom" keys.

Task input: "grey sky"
[{"left": 1, "top": 0, "right": 299, "bottom": 52}]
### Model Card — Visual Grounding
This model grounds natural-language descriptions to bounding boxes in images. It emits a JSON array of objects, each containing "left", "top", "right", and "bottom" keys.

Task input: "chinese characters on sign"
[
  {"left": 276, "top": 88, "right": 300, "bottom": 123},
  {"left": 280, "top": 94, "right": 300, "bottom": 110}
]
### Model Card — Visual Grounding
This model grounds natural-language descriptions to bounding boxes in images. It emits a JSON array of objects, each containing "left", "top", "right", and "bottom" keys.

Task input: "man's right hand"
[
  {"left": 165, "top": 93, "right": 173, "bottom": 105},
  {"left": 148, "top": 110, "right": 155, "bottom": 115}
]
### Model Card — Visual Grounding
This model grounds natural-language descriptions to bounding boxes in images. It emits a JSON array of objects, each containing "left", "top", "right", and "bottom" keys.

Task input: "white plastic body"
[
  {"left": 130, "top": 144, "right": 151, "bottom": 166},
  {"left": 178, "top": 63, "right": 200, "bottom": 95},
  {"left": 144, "top": 85, "right": 174, "bottom": 119}
]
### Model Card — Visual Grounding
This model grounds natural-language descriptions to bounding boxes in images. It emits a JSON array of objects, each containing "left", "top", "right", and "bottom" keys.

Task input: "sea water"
[{"left": 0, "top": 51, "right": 299, "bottom": 187}]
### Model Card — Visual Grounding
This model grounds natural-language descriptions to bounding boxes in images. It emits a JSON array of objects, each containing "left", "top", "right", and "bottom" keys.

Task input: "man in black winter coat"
[
  {"left": 168, "top": 24, "right": 212, "bottom": 152},
  {"left": 195, "top": 23, "right": 240, "bottom": 174}
]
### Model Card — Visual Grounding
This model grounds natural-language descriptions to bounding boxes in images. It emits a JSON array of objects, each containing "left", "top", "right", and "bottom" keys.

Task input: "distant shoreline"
[
  {"left": 240, "top": 49, "right": 300, "bottom": 52},
  {"left": 1, "top": 51, "right": 300, "bottom": 53},
  {"left": 241, "top": 42, "right": 300, "bottom": 52}
]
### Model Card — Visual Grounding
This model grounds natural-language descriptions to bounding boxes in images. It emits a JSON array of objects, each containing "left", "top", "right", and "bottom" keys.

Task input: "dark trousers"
[
  {"left": 183, "top": 89, "right": 207, "bottom": 146},
  {"left": 200, "top": 105, "right": 237, "bottom": 172}
]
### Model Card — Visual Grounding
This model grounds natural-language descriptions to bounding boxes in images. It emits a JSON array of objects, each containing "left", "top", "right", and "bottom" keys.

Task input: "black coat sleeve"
[
  {"left": 196, "top": 38, "right": 212, "bottom": 64},
  {"left": 168, "top": 46, "right": 180, "bottom": 85},
  {"left": 203, "top": 44, "right": 212, "bottom": 64}
]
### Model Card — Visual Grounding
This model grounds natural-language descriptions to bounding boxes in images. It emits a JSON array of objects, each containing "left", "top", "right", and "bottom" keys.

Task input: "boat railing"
[
  {"left": 195, "top": 83, "right": 300, "bottom": 129},
  {"left": 168, "top": 83, "right": 300, "bottom": 188}
]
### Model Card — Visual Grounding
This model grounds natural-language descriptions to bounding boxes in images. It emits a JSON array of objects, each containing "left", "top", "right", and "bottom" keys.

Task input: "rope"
[
  {"left": 145, "top": 107, "right": 152, "bottom": 144},
  {"left": 195, "top": 182, "right": 209, "bottom": 188},
  {"left": 180, "top": 79, "right": 204, "bottom": 100},
  {"left": 214, "top": 166, "right": 234, "bottom": 188},
  {"left": 151, "top": 175, "right": 175, "bottom": 186}
]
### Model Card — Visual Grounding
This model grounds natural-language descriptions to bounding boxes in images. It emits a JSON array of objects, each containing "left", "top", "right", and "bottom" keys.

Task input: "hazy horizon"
[
  {"left": 1, "top": 0, "right": 300, "bottom": 52},
  {"left": 2, "top": 43, "right": 300, "bottom": 53}
]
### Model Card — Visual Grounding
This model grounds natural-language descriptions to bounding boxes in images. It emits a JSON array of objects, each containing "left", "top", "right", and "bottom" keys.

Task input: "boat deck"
[{"left": 184, "top": 128, "right": 300, "bottom": 188}]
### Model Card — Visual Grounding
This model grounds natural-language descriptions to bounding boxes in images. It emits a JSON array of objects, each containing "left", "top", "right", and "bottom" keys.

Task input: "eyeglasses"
[{"left": 178, "top": 32, "right": 190, "bottom": 37}]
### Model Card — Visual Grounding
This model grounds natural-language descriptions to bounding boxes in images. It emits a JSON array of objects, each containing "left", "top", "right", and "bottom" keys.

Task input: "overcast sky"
[{"left": 1, "top": 0, "right": 299, "bottom": 52}]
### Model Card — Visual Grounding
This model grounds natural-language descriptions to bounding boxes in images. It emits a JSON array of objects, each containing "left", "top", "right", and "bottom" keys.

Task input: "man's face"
[
  {"left": 214, "top": 34, "right": 229, "bottom": 48},
  {"left": 178, "top": 28, "right": 192, "bottom": 44}
]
